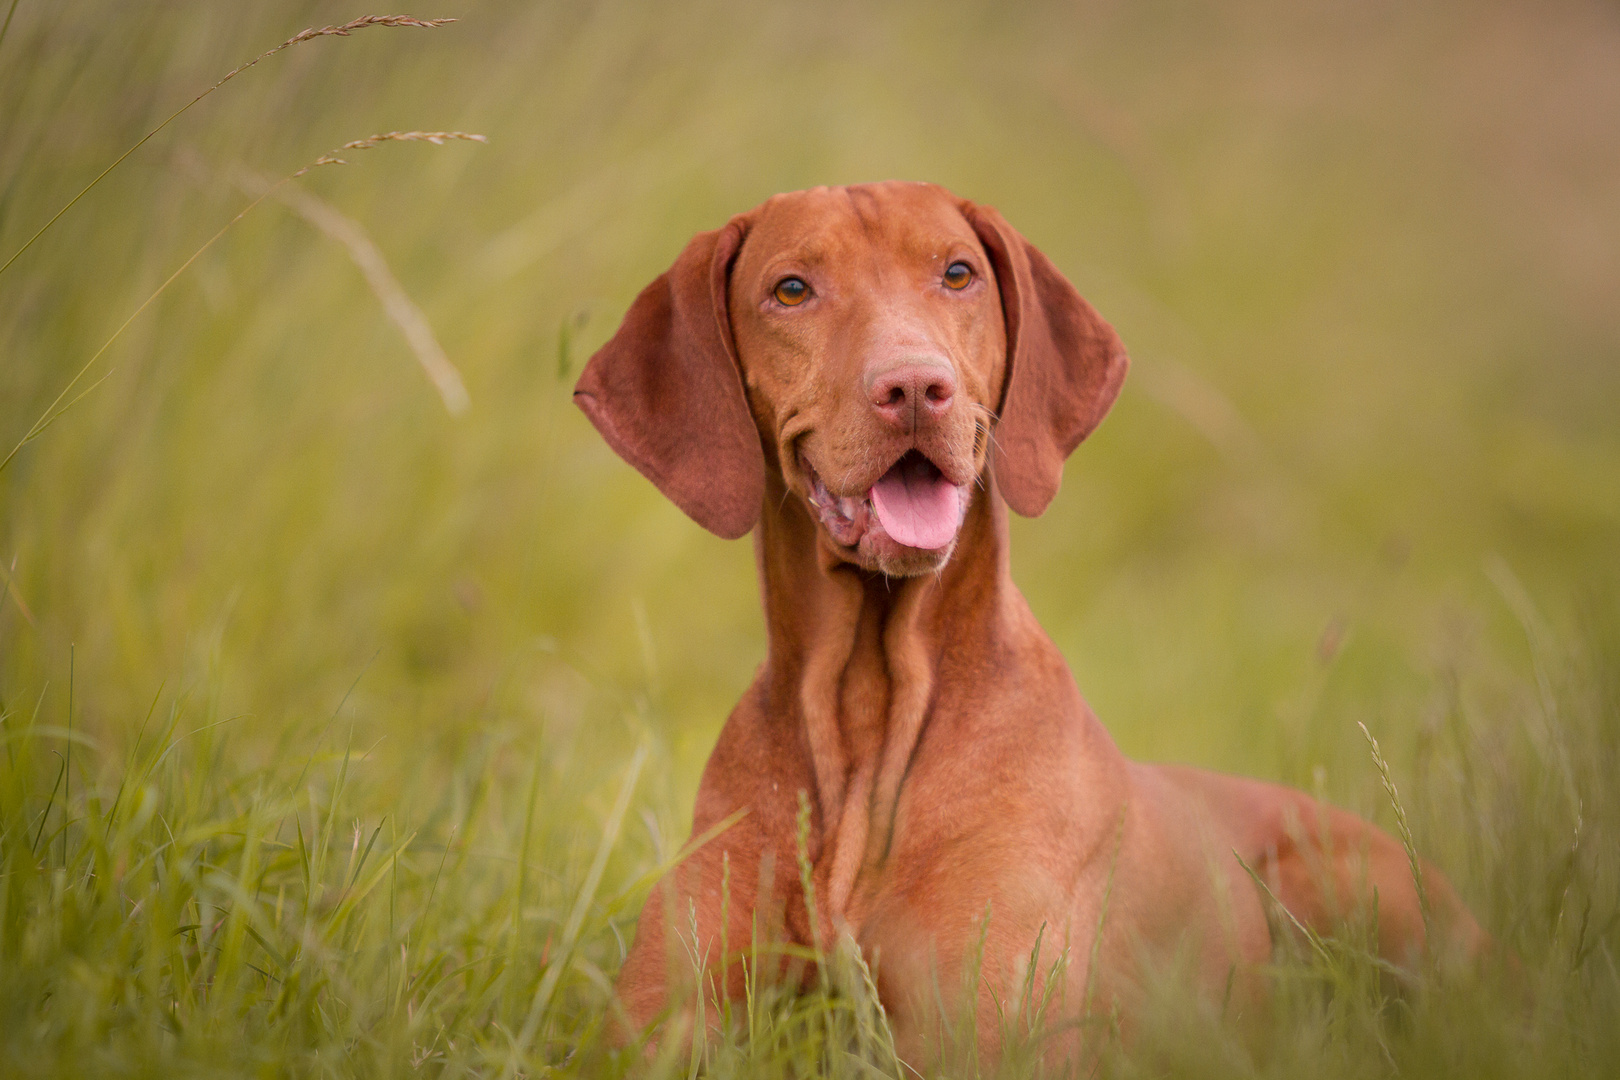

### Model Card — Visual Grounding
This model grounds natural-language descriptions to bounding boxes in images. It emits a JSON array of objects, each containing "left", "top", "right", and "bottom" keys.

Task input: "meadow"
[{"left": 1, "top": 1, "right": 1617, "bottom": 1075}]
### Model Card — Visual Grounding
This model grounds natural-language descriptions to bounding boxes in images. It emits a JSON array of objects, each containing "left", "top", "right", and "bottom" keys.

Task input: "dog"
[{"left": 574, "top": 180, "right": 1484, "bottom": 1064}]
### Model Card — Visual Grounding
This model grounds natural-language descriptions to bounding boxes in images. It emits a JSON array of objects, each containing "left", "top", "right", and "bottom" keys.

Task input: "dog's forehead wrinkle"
[
  {"left": 843, "top": 186, "right": 882, "bottom": 235},
  {"left": 755, "top": 185, "right": 975, "bottom": 275}
]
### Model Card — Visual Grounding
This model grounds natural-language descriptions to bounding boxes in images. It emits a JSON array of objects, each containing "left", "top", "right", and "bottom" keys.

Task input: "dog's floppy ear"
[
  {"left": 574, "top": 218, "right": 764, "bottom": 539},
  {"left": 967, "top": 204, "right": 1128, "bottom": 518}
]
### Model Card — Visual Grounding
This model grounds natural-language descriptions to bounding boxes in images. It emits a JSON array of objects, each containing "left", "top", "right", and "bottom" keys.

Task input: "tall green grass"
[
  {"left": 2, "top": 1, "right": 1618, "bottom": 1075},
  {"left": 1, "top": 603, "right": 1614, "bottom": 1076}
]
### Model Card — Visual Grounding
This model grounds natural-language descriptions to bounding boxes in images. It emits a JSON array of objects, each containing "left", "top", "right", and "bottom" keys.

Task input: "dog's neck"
[{"left": 752, "top": 467, "right": 1030, "bottom": 931}]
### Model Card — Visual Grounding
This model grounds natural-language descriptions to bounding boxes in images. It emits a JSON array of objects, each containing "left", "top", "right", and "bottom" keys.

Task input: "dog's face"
[
  {"left": 729, "top": 184, "right": 1007, "bottom": 576},
  {"left": 574, "top": 181, "right": 1128, "bottom": 571}
]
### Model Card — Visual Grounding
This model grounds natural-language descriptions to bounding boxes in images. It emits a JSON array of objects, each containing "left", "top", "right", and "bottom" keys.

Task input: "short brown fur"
[{"left": 575, "top": 181, "right": 1484, "bottom": 1066}]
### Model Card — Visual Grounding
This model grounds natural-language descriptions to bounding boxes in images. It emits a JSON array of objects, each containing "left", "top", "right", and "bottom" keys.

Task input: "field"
[{"left": 2, "top": 1, "right": 1618, "bottom": 1076}]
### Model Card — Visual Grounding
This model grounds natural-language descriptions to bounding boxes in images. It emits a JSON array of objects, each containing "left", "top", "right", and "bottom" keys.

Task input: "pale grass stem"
[
  {"left": 0, "top": 0, "right": 19, "bottom": 56},
  {"left": 230, "top": 160, "right": 472, "bottom": 415},
  {"left": 0, "top": 554, "right": 37, "bottom": 627},
  {"left": 0, "top": 131, "right": 485, "bottom": 475},
  {"left": 0, "top": 16, "right": 454, "bottom": 281}
]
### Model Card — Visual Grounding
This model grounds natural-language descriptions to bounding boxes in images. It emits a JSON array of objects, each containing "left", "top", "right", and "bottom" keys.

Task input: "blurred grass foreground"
[{"left": 2, "top": 2, "right": 1618, "bottom": 1076}]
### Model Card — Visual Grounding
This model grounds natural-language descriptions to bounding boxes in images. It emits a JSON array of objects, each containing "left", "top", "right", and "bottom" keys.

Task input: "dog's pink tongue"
[{"left": 870, "top": 457, "right": 960, "bottom": 550}]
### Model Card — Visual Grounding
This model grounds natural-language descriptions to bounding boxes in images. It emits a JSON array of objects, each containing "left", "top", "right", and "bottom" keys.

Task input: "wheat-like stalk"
[
  {"left": 0, "top": 16, "right": 456, "bottom": 280},
  {"left": 295, "top": 131, "right": 489, "bottom": 175},
  {"left": 1, "top": 130, "right": 486, "bottom": 474},
  {"left": 1357, "top": 721, "right": 1433, "bottom": 945},
  {"left": 214, "top": 17, "right": 456, "bottom": 93}
]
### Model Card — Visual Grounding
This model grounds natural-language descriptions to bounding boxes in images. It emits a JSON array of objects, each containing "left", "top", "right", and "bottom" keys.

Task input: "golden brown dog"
[{"left": 575, "top": 181, "right": 1483, "bottom": 1063}]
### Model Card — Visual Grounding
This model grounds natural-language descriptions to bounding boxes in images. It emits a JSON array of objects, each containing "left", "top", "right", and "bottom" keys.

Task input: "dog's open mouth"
[
  {"left": 806, "top": 450, "right": 969, "bottom": 556},
  {"left": 870, "top": 452, "right": 963, "bottom": 549}
]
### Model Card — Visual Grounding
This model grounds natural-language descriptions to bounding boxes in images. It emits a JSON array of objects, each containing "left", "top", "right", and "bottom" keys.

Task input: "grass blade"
[{"left": 508, "top": 740, "right": 649, "bottom": 1073}]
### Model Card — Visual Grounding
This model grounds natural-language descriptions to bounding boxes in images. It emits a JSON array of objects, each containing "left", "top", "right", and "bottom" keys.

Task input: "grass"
[
  {"left": 2, "top": 0, "right": 1618, "bottom": 1076},
  {"left": 0, "top": 613, "right": 1614, "bottom": 1077}
]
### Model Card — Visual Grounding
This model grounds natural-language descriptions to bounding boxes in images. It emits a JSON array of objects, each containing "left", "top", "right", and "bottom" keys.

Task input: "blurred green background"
[
  {"left": 5, "top": 0, "right": 1616, "bottom": 796},
  {"left": 1, "top": 0, "right": 1617, "bottom": 1074}
]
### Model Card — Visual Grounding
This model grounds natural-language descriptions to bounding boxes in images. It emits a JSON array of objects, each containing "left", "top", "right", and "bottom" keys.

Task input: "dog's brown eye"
[
  {"left": 943, "top": 262, "right": 973, "bottom": 289},
  {"left": 774, "top": 277, "right": 810, "bottom": 306}
]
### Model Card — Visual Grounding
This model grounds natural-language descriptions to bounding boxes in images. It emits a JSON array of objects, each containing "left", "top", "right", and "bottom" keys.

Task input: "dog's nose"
[{"left": 867, "top": 362, "right": 956, "bottom": 430}]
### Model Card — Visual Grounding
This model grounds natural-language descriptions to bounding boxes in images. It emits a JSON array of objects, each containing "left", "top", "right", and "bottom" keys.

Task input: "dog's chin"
[
  {"left": 802, "top": 454, "right": 972, "bottom": 578},
  {"left": 857, "top": 529, "right": 959, "bottom": 577}
]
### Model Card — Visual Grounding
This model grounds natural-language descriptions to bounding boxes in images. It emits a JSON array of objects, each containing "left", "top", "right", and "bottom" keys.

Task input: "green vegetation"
[{"left": 2, "top": 1, "right": 1616, "bottom": 1075}]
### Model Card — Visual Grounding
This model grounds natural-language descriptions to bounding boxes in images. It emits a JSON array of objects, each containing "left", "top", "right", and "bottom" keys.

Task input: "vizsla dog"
[{"left": 575, "top": 181, "right": 1483, "bottom": 1064}]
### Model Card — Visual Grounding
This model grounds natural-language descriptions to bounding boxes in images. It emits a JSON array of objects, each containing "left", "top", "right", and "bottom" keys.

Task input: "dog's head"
[{"left": 574, "top": 181, "right": 1127, "bottom": 577}]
